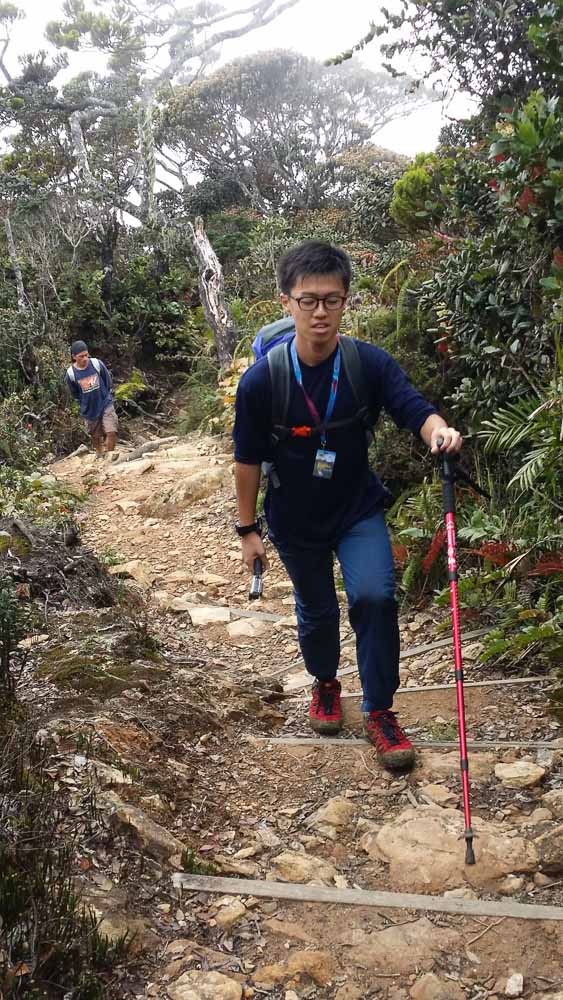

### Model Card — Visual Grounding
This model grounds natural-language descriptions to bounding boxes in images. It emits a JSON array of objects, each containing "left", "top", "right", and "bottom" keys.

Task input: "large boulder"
[{"left": 375, "top": 805, "right": 537, "bottom": 891}]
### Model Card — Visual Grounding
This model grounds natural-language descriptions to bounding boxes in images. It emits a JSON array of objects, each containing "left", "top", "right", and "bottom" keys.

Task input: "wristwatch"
[{"left": 235, "top": 520, "right": 262, "bottom": 537}]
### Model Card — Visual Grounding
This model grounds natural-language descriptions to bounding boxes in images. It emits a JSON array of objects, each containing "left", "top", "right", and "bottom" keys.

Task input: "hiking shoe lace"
[{"left": 364, "top": 709, "right": 415, "bottom": 770}]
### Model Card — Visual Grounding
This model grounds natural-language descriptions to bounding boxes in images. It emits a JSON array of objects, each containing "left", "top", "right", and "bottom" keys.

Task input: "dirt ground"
[{"left": 14, "top": 432, "right": 563, "bottom": 999}]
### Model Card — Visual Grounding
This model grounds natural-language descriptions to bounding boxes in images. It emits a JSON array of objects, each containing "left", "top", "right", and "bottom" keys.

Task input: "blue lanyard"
[{"left": 290, "top": 338, "right": 341, "bottom": 448}]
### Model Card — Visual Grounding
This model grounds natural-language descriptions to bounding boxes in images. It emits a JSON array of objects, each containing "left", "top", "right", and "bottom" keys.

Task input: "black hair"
[
  {"left": 70, "top": 339, "right": 88, "bottom": 358},
  {"left": 276, "top": 240, "right": 352, "bottom": 295}
]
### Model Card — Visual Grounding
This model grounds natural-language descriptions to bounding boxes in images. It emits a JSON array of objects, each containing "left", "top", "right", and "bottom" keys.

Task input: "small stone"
[
  {"left": 497, "top": 875, "right": 524, "bottom": 895},
  {"left": 410, "top": 972, "right": 464, "bottom": 1000},
  {"left": 108, "top": 559, "right": 155, "bottom": 588},
  {"left": 494, "top": 760, "right": 546, "bottom": 788},
  {"left": 271, "top": 581, "right": 294, "bottom": 594},
  {"left": 106, "top": 457, "right": 153, "bottom": 477},
  {"left": 533, "top": 872, "right": 552, "bottom": 886},
  {"left": 541, "top": 788, "right": 563, "bottom": 818},
  {"left": 504, "top": 972, "right": 524, "bottom": 997},
  {"left": 522, "top": 807, "right": 552, "bottom": 826},
  {"left": 115, "top": 499, "right": 139, "bottom": 513},
  {"left": 335, "top": 986, "right": 363, "bottom": 1000},
  {"left": 253, "top": 949, "right": 337, "bottom": 988},
  {"left": 195, "top": 572, "right": 230, "bottom": 587},
  {"left": 443, "top": 887, "right": 478, "bottom": 900},
  {"left": 103, "top": 793, "right": 185, "bottom": 861},
  {"left": 267, "top": 850, "right": 337, "bottom": 885},
  {"left": 188, "top": 606, "right": 231, "bottom": 626},
  {"left": 166, "top": 570, "right": 193, "bottom": 583},
  {"left": 306, "top": 796, "right": 356, "bottom": 831},
  {"left": 254, "top": 826, "right": 281, "bottom": 849},
  {"left": 227, "top": 619, "right": 271, "bottom": 639},
  {"left": 419, "top": 783, "right": 457, "bottom": 807},
  {"left": 463, "top": 642, "right": 483, "bottom": 661},
  {"left": 214, "top": 899, "right": 247, "bottom": 929},
  {"left": 534, "top": 823, "right": 563, "bottom": 873},
  {"left": 167, "top": 970, "right": 242, "bottom": 1000},
  {"left": 260, "top": 901, "right": 278, "bottom": 914},
  {"left": 421, "top": 750, "right": 495, "bottom": 780}
]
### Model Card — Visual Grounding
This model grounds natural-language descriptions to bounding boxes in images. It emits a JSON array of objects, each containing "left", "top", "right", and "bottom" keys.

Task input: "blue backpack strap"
[{"left": 266, "top": 338, "right": 293, "bottom": 446}]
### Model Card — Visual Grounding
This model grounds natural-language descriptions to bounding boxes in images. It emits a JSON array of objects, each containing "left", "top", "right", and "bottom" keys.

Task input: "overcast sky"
[{"left": 8, "top": 0, "right": 478, "bottom": 156}]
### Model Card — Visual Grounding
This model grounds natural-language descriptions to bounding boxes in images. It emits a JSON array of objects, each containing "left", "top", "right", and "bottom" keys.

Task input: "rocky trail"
[{"left": 16, "top": 432, "right": 563, "bottom": 1000}]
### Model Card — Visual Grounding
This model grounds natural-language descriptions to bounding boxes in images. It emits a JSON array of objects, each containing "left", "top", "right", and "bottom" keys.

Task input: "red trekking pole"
[{"left": 436, "top": 438, "right": 489, "bottom": 866}]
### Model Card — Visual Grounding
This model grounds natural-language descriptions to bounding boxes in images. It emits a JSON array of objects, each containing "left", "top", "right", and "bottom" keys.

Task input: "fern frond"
[
  {"left": 477, "top": 397, "right": 540, "bottom": 453},
  {"left": 508, "top": 444, "right": 551, "bottom": 490}
]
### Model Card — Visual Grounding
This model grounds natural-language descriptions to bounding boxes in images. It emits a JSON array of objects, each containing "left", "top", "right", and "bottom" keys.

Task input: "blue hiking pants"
[{"left": 276, "top": 512, "right": 400, "bottom": 713}]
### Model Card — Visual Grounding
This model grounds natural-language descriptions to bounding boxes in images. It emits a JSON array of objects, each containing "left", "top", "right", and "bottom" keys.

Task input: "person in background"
[{"left": 65, "top": 340, "right": 118, "bottom": 456}]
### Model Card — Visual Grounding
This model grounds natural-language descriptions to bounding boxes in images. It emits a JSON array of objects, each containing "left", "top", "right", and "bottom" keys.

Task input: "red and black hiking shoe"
[
  {"left": 309, "top": 679, "right": 343, "bottom": 734},
  {"left": 364, "top": 710, "right": 415, "bottom": 770}
]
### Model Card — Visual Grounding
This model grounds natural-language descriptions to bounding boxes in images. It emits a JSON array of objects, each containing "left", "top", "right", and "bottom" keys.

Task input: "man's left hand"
[{"left": 430, "top": 427, "right": 463, "bottom": 455}]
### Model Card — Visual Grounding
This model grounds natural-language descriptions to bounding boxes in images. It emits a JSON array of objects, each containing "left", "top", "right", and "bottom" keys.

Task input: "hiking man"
[
  {"left": 233, "top": 241, "right": 463, "bottom": 770},
  {"left": 65, "top": 340, "right": 119, "bottom": 455}
]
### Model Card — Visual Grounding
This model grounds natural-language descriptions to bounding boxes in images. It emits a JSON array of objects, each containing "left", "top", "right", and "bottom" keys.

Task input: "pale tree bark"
[
  {"left": 4, "top": 216, "right": 28, "bottom": 313},
  {"left": 188, "top": 216, "right": 237, "bottom": 367}
]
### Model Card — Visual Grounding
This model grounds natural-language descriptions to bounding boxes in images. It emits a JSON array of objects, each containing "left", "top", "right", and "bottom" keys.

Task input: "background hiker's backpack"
[{"left": 66, "top": 357, "right": 102, "bottom": 383}]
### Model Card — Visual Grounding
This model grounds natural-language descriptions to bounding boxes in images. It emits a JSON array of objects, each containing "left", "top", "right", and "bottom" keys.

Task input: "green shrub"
[
  {"left": 176, "top": 353, "right": 225, "bottom": 434},
  {"left": 0, "top": 725, "right": 130, "bottom": 997}
]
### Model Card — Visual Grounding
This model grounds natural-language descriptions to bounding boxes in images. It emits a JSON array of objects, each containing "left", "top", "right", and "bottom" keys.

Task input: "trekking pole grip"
[{"left": 436, "top": 436, "right": 456, "bottom": 513}]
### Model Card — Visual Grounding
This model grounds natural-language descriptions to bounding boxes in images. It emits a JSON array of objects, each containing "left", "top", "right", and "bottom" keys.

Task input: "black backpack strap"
[
  {"left": 338, "top": 336, "right": 375, "bottom": 438},
  {"left": 267, "top": 339, "right": 293, "bottom": 446}
]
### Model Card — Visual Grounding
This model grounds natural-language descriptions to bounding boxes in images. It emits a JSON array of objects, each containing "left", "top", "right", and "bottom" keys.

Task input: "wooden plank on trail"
[
  {"left": 284, "top": 628, "right": 491, "bottom": 692},
  {"left": 250, "top": 735, "right": 561, "bottom": 750},
  {"left": 334, "top": 675, "right": 551, "bottom": 700},
  {"left": 173, "top": 874, "right": 563, "bottom": 922}
]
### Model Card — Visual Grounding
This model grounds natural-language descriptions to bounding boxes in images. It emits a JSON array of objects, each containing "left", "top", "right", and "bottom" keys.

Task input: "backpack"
[
  {"left": 252, "top": 318, "right": 376, "bottom": 450},
  {"left": 66, "top": 357, "right": 102, "bottom": 383},
  {"left": 251, "top": 316, "right": 296, "bottom": 360}
]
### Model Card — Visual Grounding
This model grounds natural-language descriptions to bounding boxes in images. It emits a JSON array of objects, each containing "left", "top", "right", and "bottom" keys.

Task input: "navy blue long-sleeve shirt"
[
  {"left": 65, "top": 359, "right": 113, "bottom": 421},
  {"left": 233, "top": 337, "right": 437, "bottom": 549}
]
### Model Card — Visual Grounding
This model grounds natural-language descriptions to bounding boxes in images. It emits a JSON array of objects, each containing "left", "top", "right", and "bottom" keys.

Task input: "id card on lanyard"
[{"left": 290, "top": 339, "right": 340, "bottom": 479}]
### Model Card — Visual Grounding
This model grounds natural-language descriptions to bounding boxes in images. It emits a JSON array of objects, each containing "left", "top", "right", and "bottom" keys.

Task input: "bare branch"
[{"left": 4, "top": 216, "right": 29, "bottom": 313}]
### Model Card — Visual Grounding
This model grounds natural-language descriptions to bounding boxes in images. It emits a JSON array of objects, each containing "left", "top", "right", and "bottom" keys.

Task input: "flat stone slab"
[
  {"left": 375, "top": 805, "right": 538, "bottom": 891},
  {"left": 188, "top": 606, "right": 231, "bottom": 626}
]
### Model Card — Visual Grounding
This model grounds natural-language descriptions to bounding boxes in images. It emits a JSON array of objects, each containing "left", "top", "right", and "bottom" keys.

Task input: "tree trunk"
[
  {"left": 101, "top": 216, "right": 119, "bottom": 309},
  {"left": 4, "top": 216, "right": 28, "bottom": 313},
  {"left": 188, "top": 216, "right": 237, "bottom": 367}
]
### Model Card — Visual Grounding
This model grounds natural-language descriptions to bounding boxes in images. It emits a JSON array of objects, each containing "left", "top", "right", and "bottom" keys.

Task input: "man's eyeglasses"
[{"left": 290, "top": 294, "right": 347, "bottom": 312}]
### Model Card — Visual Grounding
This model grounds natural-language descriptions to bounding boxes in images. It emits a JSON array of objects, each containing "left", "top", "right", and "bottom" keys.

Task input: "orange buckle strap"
[{"left": 291, "top": 425, "right": 313, "bottom": 438}]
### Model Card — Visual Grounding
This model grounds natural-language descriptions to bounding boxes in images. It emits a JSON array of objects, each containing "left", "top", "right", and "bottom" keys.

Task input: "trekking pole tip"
[{"left": 465, "top": 838, "right": 476, "bottom": 866}]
